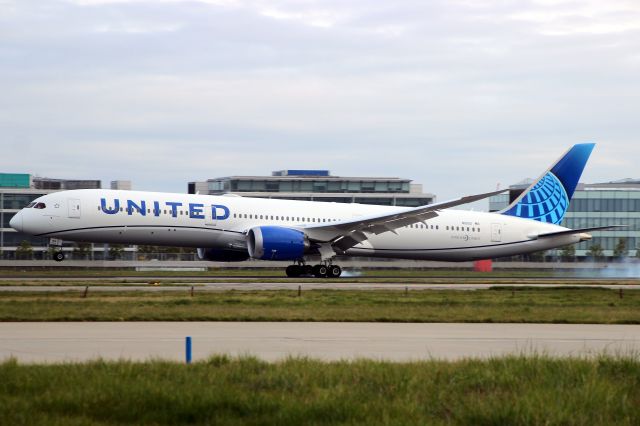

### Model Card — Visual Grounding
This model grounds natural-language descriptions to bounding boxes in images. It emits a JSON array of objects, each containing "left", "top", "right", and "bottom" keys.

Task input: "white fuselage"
[{"left": 12, "top": 189, "right": 581, "bottom": 261}]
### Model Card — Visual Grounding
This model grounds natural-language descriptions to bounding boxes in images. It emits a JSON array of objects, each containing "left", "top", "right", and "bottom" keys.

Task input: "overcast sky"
[{"left": 1, "top": 0, "right": 639, "bottom": 204}]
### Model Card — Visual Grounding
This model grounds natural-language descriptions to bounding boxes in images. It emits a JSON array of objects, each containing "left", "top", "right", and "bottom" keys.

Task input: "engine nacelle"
[
  {"left": 247, "top": 226, "right": 310, "bottom": 261},
  {"left": 197, "top": 247, "right": 249, "bottom": 262}
]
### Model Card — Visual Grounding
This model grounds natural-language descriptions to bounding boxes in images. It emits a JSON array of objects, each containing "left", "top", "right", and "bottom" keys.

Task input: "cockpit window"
[
  {"left": 25, "top": 202, "right": 37, "bottom": 208},
  {"left": 33, "top": 202, "right": 46, "bottom": 209}
]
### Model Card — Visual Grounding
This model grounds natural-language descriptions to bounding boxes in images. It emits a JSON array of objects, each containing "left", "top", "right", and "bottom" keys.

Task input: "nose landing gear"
[{"left": 53, "top": 252, "right": 65, "bottom": 262}]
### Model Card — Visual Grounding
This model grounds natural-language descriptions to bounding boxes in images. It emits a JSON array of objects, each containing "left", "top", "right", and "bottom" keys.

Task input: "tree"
[
  {"left": 15, "top": 240, "right": 33, "bottom": 260},
  {"left": 73, "top": 243, "right": 92, "bottom": 260},
  {"left": 137, "top": 245, "right": 158, "bottom": 260},
  {"left": 613, "top": 238, "right": 628, "bottom": 259},
  {"left": 587, "top": 244, "right": 604, "bottom": 261},
  {"left": 559, "top": 245, "right": 576, "bottom": 262},
  {"left": 108, "top": 244, "right": 125, "bottom": 260},
  {"left": 161, "top": 246, "right": 181, "bottom": 261},
  {"left": 528, "top": 250, "right": 546, "bottom": 262},
  {"left": 46, "top": 246, "right": 59, "bottom": 260}
]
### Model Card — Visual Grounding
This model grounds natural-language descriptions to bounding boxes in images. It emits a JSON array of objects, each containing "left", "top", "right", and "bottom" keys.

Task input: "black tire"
[
  {"left": 302, "top": 265, "right": 313, "bottom": 276},
  {"left": 312, "top": 264, "right": 328, "bottom": 278},
  {"left": 53, "top": 252, "right": 65, "bottom": 262},
  {"left": 286, "top": 265, "right": 301, "bottom": 278},
  {"left": 328, "top": 265, "right": 342, "bottom": 278}
]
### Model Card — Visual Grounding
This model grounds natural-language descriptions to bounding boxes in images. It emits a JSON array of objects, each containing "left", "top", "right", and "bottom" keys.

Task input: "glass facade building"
[
  {"left": 0, "top": 174, "right": 104, "bottom": 259},
  {"left": 1, "top": 188, "right": 57, "bottom": 258},
  {"left": 489, "top": 179, "right": 640, "bottom": 258},
  {"left": 189, "top": 170, "right": 436, "bottom": 207}
]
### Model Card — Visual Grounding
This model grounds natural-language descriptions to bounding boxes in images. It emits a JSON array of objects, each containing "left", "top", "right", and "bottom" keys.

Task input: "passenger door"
[
  {"left": 491, "top": 223, "right": 502, "bottom": 242},
  {"left": 68, "top": 199, "right": 81, "bottom": 218}
]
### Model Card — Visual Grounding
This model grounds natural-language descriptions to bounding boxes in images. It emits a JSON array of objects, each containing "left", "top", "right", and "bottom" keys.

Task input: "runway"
[
  {"left": 1, "top": 275, "right": 638, "bottom": 281},
  {"left": 1, "top": 282, "right": 640, "bottom": 292},
  {"left": 1, "top": 322, "right": 639, "bottom": 363}
]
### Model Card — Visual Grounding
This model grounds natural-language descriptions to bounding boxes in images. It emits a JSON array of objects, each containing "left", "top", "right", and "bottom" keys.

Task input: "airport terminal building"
[
  {"left": 0, "top": 174, "right": 132, "bottom": 260},
  {"left": 490, "top": 179, "right": 640, "bottom": 258},
  {"left": 189, "top": 169, "right": 436, "bottom": 207}
]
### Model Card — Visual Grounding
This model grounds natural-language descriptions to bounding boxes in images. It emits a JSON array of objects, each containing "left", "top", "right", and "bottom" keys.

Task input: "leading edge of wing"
[{"left": 300, "top": 188, "right": 506, "bottom": 242}]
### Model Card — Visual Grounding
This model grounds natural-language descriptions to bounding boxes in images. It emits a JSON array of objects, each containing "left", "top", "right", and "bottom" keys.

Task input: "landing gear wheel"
[
  {"left": 312, "top": 264, "right": 328, "bottom": 278},
  {"left": 328, "top": 265, "right": 342, "bottom": 278},
  {"left": 286, "top": 265, "right": 302, "bottom": 278},
  {"left": 53, "top": 252, "right": 65, "bottom": 262},
  {"left": 303, "top": 265, "right": 313, "bottom": 276}
]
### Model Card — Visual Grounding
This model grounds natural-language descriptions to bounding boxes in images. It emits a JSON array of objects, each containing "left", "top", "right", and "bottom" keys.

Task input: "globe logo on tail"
[{"left": 505, "top": 172, "right": 569, "bottom": 224}]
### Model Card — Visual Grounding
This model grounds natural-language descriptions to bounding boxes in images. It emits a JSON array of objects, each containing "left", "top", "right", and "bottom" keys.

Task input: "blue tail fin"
[{"left": 501, "top": 143, "right": 595, "bottom": 224}]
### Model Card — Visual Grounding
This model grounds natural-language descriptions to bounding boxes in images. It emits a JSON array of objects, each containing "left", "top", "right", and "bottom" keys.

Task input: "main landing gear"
[{"left": 285, "top": 263, "right": 342, "bottom": 278}]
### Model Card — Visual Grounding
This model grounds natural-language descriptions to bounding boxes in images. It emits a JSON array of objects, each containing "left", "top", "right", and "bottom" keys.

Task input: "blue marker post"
[{"left": 185, "top": 336, "right": 192, "bottom": 364}]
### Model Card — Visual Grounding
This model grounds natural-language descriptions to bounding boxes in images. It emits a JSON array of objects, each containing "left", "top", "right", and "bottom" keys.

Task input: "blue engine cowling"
[
  {"left": 197, "top": 248, "right": 249, "bottom": 262},
  {"left": 247, "top": 226, "right": 310, "bottom": 261}
]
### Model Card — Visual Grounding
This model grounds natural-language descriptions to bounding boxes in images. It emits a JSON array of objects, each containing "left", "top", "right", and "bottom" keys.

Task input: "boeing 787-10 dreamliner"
[{"left": 10, "top": 143, "right": 617, "bottom": 277}]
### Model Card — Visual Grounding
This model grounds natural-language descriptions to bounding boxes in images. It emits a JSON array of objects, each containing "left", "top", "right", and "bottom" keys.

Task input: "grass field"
[
  {"left": 1, "top": 355, "right": 639, "bottom": 425},
  {"left": 2, "top": 287, "right": 640, "bottom": 323}
]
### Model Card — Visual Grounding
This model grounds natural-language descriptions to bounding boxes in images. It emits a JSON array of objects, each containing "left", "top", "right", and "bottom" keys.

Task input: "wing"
[{"left": 298, "top": 189, "right": 505, "bottom": 253}]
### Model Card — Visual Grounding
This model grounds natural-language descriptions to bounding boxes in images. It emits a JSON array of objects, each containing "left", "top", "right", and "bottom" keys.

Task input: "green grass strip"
[
  {"left": 1, "top": 355, "right": 639, "bottom": 425},
  {"left": 2, "top": 288, "right": 640, "bottom": 323}
]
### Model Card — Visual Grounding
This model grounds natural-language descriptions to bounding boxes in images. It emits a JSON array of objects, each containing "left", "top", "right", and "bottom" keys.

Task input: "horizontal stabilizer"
[{"left": 534, "top": 225, "right": 627, "bottom": 239}]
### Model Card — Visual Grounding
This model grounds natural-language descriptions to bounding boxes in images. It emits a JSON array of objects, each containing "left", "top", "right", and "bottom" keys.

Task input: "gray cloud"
[{"left": 1, "top": 0, "right": 639, "bottom": 200}]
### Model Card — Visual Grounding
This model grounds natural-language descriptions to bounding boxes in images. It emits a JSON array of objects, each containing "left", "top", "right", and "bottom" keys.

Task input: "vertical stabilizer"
[{"left": 501, "top": 143, "right": 595, "bottom": 224}]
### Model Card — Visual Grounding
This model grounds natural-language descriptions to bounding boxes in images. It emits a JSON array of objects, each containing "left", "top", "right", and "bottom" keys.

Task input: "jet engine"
[{"left": 247, "top": 226, "right": 310, "bottom": 261}]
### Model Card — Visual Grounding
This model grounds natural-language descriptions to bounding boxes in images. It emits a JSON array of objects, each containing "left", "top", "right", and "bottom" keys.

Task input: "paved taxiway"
[
  {"left": 1, "top": 322, "right": 639, "bottom": 363},
  {"left": 2, "top": 282, "right": 640, "bottom": 292}
]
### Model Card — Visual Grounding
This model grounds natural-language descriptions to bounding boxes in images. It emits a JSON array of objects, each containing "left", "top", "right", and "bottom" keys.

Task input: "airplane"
[{"left": 10, "top": 143, "right": 618, "bottom": 278}]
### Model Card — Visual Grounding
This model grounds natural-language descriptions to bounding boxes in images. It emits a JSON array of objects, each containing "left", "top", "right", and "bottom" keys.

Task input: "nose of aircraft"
[{"left": 9, "top": 211, "right": 23, "bottom": 232}]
